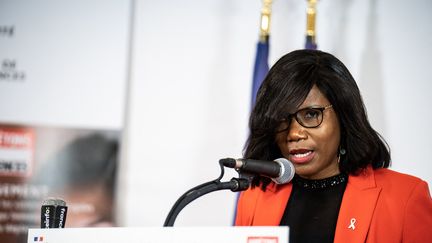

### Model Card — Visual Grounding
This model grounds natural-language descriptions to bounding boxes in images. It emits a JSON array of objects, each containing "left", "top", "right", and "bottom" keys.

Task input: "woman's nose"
[{"left": 287, "top": 118, "right": 307, "bottom": 142}]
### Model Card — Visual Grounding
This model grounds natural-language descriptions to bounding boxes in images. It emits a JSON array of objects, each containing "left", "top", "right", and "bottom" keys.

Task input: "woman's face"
[{"left": 275, "top": 85, "right": 341, "bottom": 179}]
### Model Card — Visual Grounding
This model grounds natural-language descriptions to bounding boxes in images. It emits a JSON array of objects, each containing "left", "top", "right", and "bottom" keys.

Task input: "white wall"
[
  {"left": 120, "top": 0, "right": 432, "bottom": 227},
  {"left": 0, "top": 0, "right": 130, "bottom": 130}
]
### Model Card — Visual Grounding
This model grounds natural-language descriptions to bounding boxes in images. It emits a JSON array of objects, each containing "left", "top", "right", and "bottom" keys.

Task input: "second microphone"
[{"left": 220, "top": 158, "right": 295, "bottom": 185}]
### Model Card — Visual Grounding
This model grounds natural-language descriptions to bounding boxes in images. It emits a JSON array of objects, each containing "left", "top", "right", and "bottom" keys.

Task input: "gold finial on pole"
[
  {"left": 259, "top": 0, "right": 273, "bottom": 43},
  {"left": 306, "top": 0, "right": 317, "bottom": 40}
]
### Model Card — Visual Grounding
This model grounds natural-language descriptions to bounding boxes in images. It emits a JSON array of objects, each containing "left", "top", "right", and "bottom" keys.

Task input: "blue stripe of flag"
[{"left": 251, "top": 40, "right": 269, "bottom": 106}]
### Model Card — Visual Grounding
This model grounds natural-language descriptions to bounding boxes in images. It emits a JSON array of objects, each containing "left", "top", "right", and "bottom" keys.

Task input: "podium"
[{"left": 28, "top": 226, "right": 288, "bottom": 243}]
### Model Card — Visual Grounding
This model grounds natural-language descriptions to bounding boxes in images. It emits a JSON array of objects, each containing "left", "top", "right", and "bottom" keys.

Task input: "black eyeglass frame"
[{"left": 277, "top": 104, "right": 333, "bottom": 131}]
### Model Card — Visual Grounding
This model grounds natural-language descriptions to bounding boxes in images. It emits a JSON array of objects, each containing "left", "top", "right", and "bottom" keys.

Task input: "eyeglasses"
[{"left": 276, "top": 105, "right": 333, "bottom": 131}]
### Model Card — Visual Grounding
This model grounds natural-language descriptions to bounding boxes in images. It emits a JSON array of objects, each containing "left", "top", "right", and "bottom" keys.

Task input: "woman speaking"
[{"left": 235, "top": 49, "right": 432, "bottom": 243}]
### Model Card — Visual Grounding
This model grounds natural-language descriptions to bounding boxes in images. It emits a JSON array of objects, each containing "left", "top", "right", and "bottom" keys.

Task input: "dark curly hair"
[{"left": 244, "top": 49, "right": 391, "bottom": 190}]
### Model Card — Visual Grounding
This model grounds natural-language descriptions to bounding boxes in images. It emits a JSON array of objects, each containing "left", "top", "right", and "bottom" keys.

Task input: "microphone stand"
[{"left": 163, "top": 160, "right": 250, "bottom": 227}]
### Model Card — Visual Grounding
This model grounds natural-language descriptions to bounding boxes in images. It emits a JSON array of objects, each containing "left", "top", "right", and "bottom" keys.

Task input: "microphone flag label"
[
  {"left": 41, "top": 200, "right": 68, "bottom": 228},
  {"left": 41, "top": 205, "right": 55, "bottom": 228},
  {"left": 55, "top": 205, "right": 67, "bottom": 228}
]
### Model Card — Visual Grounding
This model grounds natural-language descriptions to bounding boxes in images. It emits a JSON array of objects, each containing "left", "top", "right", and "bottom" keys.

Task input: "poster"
[{"left": 0, "top": 125, "right": 120, "bottom": 242}]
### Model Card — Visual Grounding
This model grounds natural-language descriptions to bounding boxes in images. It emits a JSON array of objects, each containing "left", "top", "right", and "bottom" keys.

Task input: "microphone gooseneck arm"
[{"left": 163, "top": 161, "right": 250, "bottom": 227}]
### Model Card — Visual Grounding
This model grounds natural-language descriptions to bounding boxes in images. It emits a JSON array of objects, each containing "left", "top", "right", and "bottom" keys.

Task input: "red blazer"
[{"left": 235, "top": 166, "right": 432, "bottom": 243}]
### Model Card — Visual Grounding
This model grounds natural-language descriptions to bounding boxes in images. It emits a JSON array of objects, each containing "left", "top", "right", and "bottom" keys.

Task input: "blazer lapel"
[
  {"left": 334, "top": 166, "right": 381, "bottom": 243},
  {"left": 253, "top": 183, "right": 293, "bottom": 225}
]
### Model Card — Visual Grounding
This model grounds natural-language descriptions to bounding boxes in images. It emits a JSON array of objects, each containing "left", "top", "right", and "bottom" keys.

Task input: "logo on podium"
[
  {"left": 33, "top": 236, "right": 44, "bottom": 242},
  {"left": 247, "top": 236, "right": 279, "bottom": 243}
]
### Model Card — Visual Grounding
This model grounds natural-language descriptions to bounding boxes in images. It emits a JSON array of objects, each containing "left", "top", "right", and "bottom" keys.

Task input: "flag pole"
[
  {"left": 305, "top": 0, "right": 318, "bottom": 49},
  {"left": 259, "top": 0, "right": 273, "bottom": 43},
  {"left": 251, "top": 0, "right": 272, "bottom": 105}
]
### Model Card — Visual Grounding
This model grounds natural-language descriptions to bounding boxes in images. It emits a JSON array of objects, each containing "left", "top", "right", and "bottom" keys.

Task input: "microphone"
[
  {"left": 41, "top": 198, "right": 68, "bottom": 228},
  {"left": 220, "top": 158, "right": 295, "bottom": 184}
]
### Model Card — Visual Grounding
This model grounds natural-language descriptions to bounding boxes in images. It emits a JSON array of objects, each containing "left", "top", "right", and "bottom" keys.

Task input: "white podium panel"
[{"left": 28, "top": 227, "right": 288, "bottom": 243}]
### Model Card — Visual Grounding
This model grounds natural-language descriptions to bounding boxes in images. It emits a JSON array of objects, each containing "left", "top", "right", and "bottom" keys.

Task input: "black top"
[{"left": 280, "top": 173, "right": 348, "bottom": 243}]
